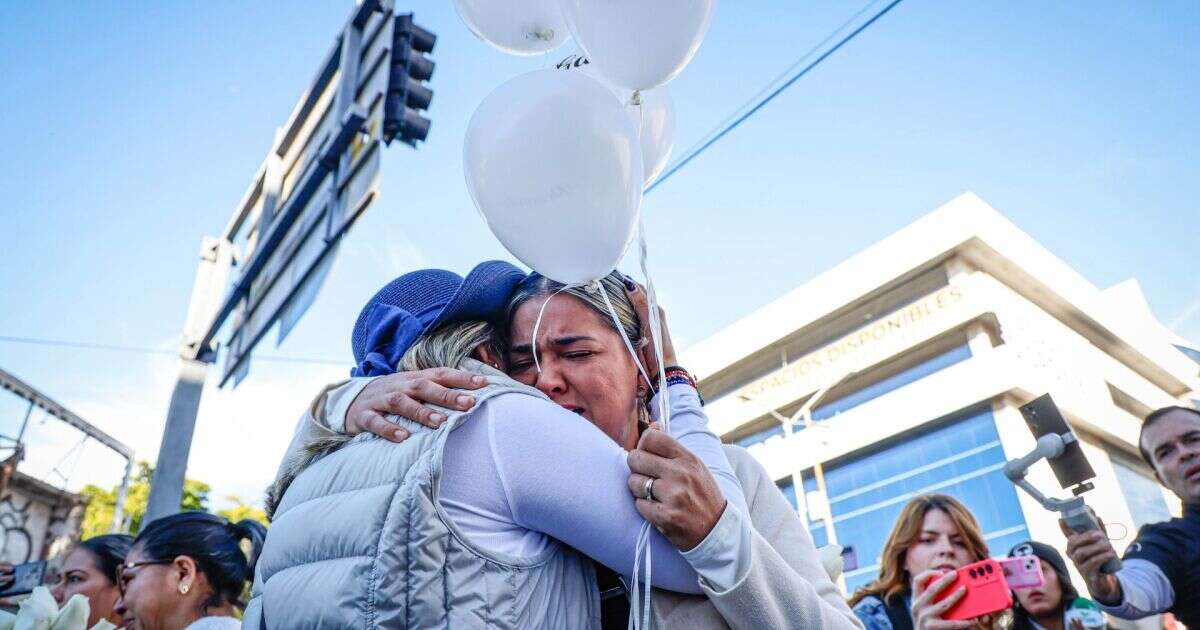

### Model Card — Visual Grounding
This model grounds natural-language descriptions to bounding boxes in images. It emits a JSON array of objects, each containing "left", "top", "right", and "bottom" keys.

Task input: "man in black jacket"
[{"left": 1061, "top": 406, "right": 1200, "bottom": 627}]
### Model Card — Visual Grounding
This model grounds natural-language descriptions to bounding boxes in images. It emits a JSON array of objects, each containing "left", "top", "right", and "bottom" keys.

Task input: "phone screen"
[
  {"left": 1019, "top": 394, "right": 1095, "bottom": 489},
  {"left": 0, "top": 561, "right": 47, "bottom": 598}
]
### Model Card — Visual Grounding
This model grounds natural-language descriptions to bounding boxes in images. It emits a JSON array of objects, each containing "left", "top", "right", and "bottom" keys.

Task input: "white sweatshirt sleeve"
[{"left": 477, "top": 391, "right": 749, "bottom": 594}]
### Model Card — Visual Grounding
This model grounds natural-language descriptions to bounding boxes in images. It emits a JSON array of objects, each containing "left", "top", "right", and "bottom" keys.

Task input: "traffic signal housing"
[{"left": 384, "top": 13, "right": 435, "bottom": 146}]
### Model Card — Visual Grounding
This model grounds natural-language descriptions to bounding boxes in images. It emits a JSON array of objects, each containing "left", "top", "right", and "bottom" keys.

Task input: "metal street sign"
[
  {"left": 220, "top": 2, "right": 397, "bottom": 385},
  {"left": 145, "top": 0, "right": 436, "bottom": 523}
]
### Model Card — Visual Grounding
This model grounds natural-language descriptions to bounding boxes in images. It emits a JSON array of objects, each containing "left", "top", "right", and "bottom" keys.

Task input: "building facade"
[
  {"left": 0, "top": 470, "right": 86, "bottom": 565},
  {"left": 684, "top": 193, "right": 1200, "bottom": 601}
]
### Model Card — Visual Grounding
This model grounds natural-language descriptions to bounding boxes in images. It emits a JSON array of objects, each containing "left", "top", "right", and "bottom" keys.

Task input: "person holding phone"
[
  {"left": 1060, "top": 406, "right": 1200, "bottom": 628},
  {"left": 1008, "top": 541, "right": 1107, "bottom": 630},
  {"left": 849, "top": 494, "right": 1002, "bottom": 630},
  {"left": 50, "top": 534, "right": 133, "bottom": 628}
]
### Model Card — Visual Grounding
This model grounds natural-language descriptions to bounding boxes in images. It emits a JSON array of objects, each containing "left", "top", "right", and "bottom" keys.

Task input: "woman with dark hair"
[
  {"left": 115, "top": 512, "right": 265, "bottom": 630},
  {"left": 848, "top": 493, "right": 999, "bottom": 630},
  {"left": 1008, "top": 541, "right": 1107, "bottom": 630},
  {"left": 50, "top": 534, "right": 132, "bottom": 627}
]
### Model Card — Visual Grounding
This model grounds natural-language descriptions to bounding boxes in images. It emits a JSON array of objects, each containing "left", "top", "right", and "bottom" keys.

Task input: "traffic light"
[{"left": 384, "top": 13, "right": 435, "bottom": 147}]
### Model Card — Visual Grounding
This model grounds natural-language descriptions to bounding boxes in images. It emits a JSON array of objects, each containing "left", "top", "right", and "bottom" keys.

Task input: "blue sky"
[{"left": 0, "top": 1, "right": 1196, "bottom": 506}]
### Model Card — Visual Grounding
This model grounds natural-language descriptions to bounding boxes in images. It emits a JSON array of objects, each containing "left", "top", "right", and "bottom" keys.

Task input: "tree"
[
  {"left": 80, "top": 461, "right": 211, "bottom": 538},
  {"left": 216, "top": 496, "right": 268, "bottom": 527}
]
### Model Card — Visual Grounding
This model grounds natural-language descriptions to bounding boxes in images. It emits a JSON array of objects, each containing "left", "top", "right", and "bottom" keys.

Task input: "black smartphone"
[
  {"left": 1019, "top": 394, "right": 1096, "bottom": 490},
  {"left": 0, "top": 561, "right": 47, "bottom": 598}
]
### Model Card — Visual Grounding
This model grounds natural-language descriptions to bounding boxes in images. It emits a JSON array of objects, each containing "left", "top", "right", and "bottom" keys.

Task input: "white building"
[{"left": 684, "top": 193, "right": 1200, "bottom": 605}]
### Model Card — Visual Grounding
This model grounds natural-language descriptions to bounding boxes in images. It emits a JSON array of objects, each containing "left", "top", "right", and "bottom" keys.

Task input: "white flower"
[
  {"left": 0, "top": 587, "right": 105, "bottom": 630},
  {"left": 14, "top": 586, "right": 58, "bottom": 630},
  {"left": 817, "top": 544, "right": 845, "bottom": 581},
  {"left": 49, "top": 595, "right": 89, "bottom": 630}
]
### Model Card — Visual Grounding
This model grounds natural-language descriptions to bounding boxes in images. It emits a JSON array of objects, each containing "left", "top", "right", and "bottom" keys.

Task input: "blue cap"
[{"left": 350, "top": 260, "right": 526, "bottom": 377}]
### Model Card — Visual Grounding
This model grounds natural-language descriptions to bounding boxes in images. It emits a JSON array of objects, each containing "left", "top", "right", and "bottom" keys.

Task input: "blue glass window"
[
  {"left": 777, "top": 477, "right": 829, "bottom": 548},
  {"left": 774, "top": 408, "right": 1028, "bottom": 593},
  {"left": 734, "top": 343, "right": 972, "bottom": 449}
]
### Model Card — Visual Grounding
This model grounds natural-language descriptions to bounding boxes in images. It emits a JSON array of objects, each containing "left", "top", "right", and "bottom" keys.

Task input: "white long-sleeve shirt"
[
  {"left": 276, "top": 371, "right": 749, "bottom": 594},
  {"left": 1094, "top": 501, "right": 1199, "bottom": 626},
  {"left": 1096, "top": 559, "right": 1174, "bottom": 619}
]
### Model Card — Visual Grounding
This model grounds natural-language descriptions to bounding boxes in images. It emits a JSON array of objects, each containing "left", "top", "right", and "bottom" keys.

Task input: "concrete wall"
[{"left": 0, "top": 473, "right": 85, "bottom": 565}]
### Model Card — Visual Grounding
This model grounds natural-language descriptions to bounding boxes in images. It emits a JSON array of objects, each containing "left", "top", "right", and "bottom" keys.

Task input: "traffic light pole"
[
  {"left": 144, "top": 357, "right": 209, "bottom": 523},
  {"left": 144, "top": 2, "right": 435, "bottom": 525},
  {"left": 144, "top": 237, "right": 231, "bottom": 524}
]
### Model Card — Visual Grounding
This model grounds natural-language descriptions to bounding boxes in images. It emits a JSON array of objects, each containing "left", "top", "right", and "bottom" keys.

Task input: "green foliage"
[
  {"left": 216, "top": 495, "right": 268, "bottom": 527},
  {"left": 79, "top": 461, "right": 212, "bottom": 538}
]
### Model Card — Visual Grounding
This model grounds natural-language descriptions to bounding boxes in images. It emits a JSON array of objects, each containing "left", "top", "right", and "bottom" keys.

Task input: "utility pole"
[{"left": 145, "top": 237, "right": 231, "bottom": 522}]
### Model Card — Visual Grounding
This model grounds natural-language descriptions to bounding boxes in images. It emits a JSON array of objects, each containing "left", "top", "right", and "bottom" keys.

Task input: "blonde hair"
[
  {"left": 266, "top": 320, "right": 495, "bottom": 518},
  {"left": 398, "top": 320, "right": 496, "bottom": 372},
  {"left": 501, "top": 271, "right": 642, "bottom": 355},
  {"left": 847, "top": 494, "right": 992, "bottom": 620}
]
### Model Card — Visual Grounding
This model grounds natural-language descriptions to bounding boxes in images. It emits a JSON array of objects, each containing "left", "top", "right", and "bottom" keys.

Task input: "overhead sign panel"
[{"left": 211, "top": 3, "right": 436, "bottom": 386}]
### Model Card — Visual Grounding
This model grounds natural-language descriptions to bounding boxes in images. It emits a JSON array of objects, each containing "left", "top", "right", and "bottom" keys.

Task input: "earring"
[{"left": 179, "top": 583, "right": 190, "bottom": 595}]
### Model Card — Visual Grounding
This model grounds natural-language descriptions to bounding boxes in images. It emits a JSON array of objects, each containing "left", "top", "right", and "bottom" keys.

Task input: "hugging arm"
[{"left": 484, "top": 393, "right": 748, "bottom": 594}]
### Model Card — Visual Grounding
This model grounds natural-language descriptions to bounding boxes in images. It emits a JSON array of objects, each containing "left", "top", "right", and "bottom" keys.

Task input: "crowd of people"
[{"left": 15, "top": 262, "right": 1198, "bottom": 629}]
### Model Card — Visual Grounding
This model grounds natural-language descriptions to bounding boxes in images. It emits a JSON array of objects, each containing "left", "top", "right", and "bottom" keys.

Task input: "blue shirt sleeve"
[{"left": 852, "top": 595, "right": 896, "bottom": 630}]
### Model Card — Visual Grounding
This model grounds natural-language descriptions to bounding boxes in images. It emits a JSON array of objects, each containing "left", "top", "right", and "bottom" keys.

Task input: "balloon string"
[
  {"left": 628, "top": 521, "right": 653, "bottom": 630},
  {"left": 530, "top": 284, "right": 576, "bottom": 374},
  {"left": 598, "top": 283, "right": 654, "bottom": 390},
  {"left": 594, "top": 280, "right": 655, "bottom": 630},
  {"left": 626, "top": 91, "right": 665, "bottom": 630},
  {"left": 637, "top": 215, "right": 670, "bottom": 434}
]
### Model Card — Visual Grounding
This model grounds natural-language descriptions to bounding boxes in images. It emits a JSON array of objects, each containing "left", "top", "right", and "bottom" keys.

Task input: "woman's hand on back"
[
  {"left": 622, "top": 276, "right": 677, "bottom": 381},
  {"left": 910, "top": 570, "right": 972, "bottom": 630},
  {"left": 625, "top": 423, "right": 725, "bottom": 551},
  {"left": 345, "top": 368, "right": 488, "bottom": 442}
]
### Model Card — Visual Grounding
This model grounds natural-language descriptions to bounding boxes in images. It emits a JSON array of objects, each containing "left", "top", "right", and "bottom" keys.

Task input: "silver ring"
[{"left": 642, "top": 477, "right": 656, "bottom": 501}]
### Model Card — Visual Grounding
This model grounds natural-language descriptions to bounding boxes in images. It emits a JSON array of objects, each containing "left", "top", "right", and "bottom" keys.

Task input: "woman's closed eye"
[{"left": 508, "top": 359, "right": 534, "bottom": 373}]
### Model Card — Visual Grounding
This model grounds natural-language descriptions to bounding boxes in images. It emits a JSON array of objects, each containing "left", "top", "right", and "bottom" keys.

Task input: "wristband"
[{"left": 656, "top": 366, "right": 704, "bottom": 405}]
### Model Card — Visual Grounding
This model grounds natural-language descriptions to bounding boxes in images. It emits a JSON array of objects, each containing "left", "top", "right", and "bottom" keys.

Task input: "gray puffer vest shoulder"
[{"left": 243, "top": 361, "right": 600, "bottom": 629}]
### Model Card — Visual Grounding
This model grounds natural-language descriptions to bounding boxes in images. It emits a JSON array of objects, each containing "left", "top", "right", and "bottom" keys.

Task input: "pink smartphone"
[{"left": 999, "top": 555, "right": 1044, "bottom": 590}]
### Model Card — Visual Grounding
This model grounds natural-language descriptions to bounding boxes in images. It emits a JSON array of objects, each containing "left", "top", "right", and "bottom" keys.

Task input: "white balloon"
[
  {"left": 560, "top": 0, "right": 715, "bottom": 90},
  {"left": 464, "top": 70, "right": 644, "bottom": 285},
  {"left": 555, "top": 54, "right": 675, "bottom": 186},
  {"left": 454, "top": 0, "right": 570, "bottom": 56}
]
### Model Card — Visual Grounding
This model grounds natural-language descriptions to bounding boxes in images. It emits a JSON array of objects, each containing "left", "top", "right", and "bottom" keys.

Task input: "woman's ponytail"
[
  {"left": 230, "top": 519, "right": 267, "bottom": 579},
  {"left": 132, "top": 512, "right": 268, "bottom": 611}
]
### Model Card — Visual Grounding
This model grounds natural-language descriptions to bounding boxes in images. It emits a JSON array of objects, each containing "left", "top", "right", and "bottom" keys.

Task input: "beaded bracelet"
[{"left": 657, "top": 366, "right": 704, "bottom": 405}]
